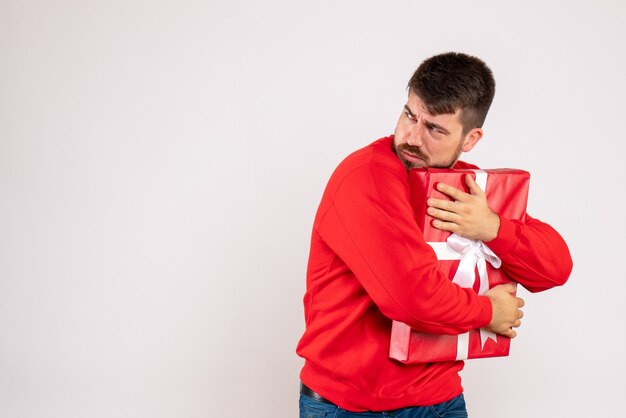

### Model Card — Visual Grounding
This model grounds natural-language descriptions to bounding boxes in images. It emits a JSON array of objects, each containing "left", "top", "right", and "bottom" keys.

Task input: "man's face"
[{"left": 393, "top": 93, "right": 481, "bottom": 169}]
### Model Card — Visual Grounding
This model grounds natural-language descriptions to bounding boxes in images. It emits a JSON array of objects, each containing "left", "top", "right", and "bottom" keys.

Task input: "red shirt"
[{"left": 296, "top": 136, "right": 572, "bottom": 411}]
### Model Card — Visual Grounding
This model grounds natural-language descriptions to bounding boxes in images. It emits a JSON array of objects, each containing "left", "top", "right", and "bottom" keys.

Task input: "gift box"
[{"left": 389, "top": 168, "right": 530, "bottom": 363}]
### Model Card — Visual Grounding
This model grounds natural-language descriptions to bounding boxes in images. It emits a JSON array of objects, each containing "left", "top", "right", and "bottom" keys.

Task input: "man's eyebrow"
[{"left": 403, "top": 105, "right": 415, "bottom": 117}]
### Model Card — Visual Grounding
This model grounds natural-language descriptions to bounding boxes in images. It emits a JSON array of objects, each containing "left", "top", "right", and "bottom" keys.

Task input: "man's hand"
[
  {"left": 426, "top": 174, "right": 500, "bottom": 241},
  {"left": 484, "top": 283, "right": 524, "bottom": 338}
]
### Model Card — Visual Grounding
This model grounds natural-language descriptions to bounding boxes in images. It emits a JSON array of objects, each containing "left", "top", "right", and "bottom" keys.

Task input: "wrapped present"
[{"left": 389, "top": 168, "right": 530, "bottom": 363}]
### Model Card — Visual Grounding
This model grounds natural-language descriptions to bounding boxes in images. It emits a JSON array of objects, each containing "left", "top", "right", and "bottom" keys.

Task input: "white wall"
[{"left": 1, "top": 1, "right": 624, "bottom": 417}]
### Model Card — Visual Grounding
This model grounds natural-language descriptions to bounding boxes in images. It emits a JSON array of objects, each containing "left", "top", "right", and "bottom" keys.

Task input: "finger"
[
  {"left": 517, "top": 297, "right": 525, "bottom": 308},
  {"left": 431, "top": 219, "right": 459, "bottom": 233},
  {"left": 435, "top": 182, "right": 469, "bottom": 202},
  {"left": 512, "top": 319, "right": 522, "bottom": 328},
  {"left": 503, "top": 283, "right": 517, "bottom": 294},
  {"left": 465, "top": 173, "right": 485, "bottom": 196},
  {"left": 502, "top": 328, "right": 517, "bottom": 338},
  {"left": 427, "top": 206, "right": 461, "bottom": 222},
  {"left": 427, "top": 197, "right": 457, "bottom": 212},
  {"left": 518, "top": 310, "right": 524, "bottom": 319}
]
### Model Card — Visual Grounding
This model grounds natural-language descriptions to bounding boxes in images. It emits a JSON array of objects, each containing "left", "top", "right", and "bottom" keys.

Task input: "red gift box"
[{"left": 389, "top": 168, "right": 530, "bottom": 363}]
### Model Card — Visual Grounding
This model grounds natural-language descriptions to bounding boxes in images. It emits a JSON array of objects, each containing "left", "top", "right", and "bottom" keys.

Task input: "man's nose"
[{"left": 406, "top": 122, "right": 424, "bottom": 147}]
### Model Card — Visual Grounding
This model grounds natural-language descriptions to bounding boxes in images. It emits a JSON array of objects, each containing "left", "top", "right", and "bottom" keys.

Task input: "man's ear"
[{"left": 461, "top": 128, "right": 483, "bottom": 152}]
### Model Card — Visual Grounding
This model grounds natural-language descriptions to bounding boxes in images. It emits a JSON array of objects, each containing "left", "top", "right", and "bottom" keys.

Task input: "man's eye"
[
  {"left": 405, "top": 112, "right": 416, "bottom": 120},
  {"left": 427, "top": 125, "right": 441, "bottom": 134}
]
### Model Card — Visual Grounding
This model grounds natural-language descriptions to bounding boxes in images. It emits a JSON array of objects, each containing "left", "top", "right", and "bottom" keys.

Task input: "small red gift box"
[{"left": 389, "top": 168, "right": 530, "bottom": 363}]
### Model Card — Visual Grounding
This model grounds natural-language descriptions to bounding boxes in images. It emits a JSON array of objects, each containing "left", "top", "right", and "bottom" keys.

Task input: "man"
[{"left": 296, "top": 52, "right": 572, "bottom": 417}]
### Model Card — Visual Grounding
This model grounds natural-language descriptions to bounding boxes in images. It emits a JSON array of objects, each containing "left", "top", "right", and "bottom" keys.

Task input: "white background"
[{"left": 1, "top": 1, "right": 624, "bottom": 417}]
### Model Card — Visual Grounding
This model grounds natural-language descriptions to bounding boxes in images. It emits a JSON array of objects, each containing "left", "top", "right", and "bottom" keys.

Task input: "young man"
[{"left": 296, "top": 52, "right": 572, "bottom": 417}]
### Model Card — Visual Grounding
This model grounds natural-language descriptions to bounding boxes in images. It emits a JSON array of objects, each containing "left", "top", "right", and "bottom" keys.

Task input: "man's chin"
[
  {"left": 399, "top": 156, "right": 458, "bottom": 170},
  {"left": 397, "top": 157, "right": 422, "bottom": 170}
]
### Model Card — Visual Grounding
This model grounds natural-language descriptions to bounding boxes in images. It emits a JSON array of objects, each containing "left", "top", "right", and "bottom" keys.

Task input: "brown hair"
[{"left": 407, "top": 52, "right": 495, "bottom": 133}]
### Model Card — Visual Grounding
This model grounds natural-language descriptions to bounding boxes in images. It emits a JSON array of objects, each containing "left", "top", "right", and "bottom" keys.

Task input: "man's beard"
[{"left": 393, "top": 141, "right": 463, "bottom": 170}]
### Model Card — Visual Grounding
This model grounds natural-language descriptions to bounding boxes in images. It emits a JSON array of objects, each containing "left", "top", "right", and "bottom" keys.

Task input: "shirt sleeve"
[
  {"left": 487, "top": 215, "right": 573, "bottom": 292},
  {"left": 316, "top": 161, "right": 492, "bottom": 335}
]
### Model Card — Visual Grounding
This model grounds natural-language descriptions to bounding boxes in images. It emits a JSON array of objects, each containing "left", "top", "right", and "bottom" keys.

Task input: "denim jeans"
[{"left": 299, "top": 392, "right": 467, "bottom": 418}]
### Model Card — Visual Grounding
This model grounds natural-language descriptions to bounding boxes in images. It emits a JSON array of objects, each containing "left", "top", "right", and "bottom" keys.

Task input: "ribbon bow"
[{"left": 447, "top": 234, "right": 502, "bottom": 293}]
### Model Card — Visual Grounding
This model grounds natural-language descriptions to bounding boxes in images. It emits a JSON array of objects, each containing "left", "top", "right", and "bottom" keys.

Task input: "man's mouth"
[
  {"left": 402, "top": 150, "right": 422, "bottom": 160},
  {"left": 393, "top": 143, "right": 429, "bottom": 168},
  {"left": 401, "top": 149, "right": 427, "bottom": 164}
]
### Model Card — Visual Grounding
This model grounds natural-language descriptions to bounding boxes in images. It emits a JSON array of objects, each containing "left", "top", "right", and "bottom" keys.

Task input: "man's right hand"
[{"left": 484, "top": 283, "right": 524, "bottom": 338}]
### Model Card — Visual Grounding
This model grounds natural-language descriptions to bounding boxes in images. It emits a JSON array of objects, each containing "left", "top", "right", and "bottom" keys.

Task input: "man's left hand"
[{"left": 426, "top": 174, "right": 500, "bottom": 241}]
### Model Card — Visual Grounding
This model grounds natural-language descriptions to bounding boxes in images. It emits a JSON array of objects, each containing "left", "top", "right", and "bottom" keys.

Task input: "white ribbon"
[{"left": 426, "top": 170, "right": 501, "bottom": 360}]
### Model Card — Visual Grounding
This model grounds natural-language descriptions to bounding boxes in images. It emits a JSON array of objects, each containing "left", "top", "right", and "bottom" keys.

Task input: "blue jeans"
[{"left": 299, "top": 392, "right": 467, "bottom": 418}]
